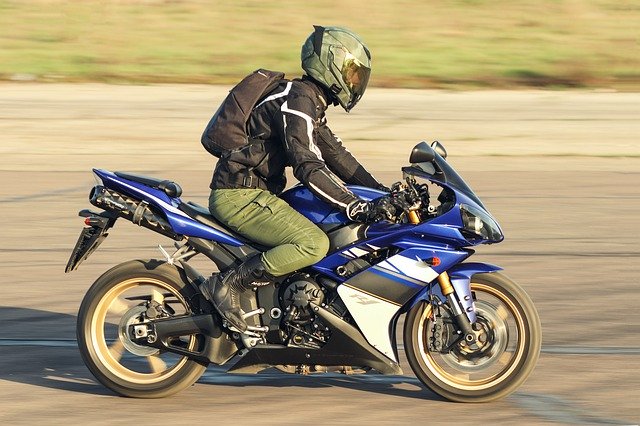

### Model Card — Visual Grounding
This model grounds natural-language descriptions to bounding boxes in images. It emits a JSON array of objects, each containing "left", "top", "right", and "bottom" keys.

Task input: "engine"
[
  {"left": 279, "top": 274, "right": 324, "bottom": 322},
  {"left": 278, "top": 274, "right": 329, "bottom": 348}
]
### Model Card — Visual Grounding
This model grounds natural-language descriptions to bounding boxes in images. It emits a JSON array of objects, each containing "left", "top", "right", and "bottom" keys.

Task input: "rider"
[{"left": 199, "top": 25, "right": 398, "bottom": 332}]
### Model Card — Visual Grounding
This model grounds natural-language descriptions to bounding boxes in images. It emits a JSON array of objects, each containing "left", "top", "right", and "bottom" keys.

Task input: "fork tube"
[
  {"left": 408, "top": 210, "right": 421, "bottom": 224},
  {"left": 438, "top": 272, "right": 476, "bottom": 344},
  {"left": 437, "top": 272, "right": 455, "bottom": 296}
]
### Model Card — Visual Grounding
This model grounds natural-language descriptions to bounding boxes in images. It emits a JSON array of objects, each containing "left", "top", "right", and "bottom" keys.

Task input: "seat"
[
  {"left": 114, "top": 171, "right": 182, "bottom": 198},
  {"left": 178, "top": 201, "right": 270, "bottom": 252}
]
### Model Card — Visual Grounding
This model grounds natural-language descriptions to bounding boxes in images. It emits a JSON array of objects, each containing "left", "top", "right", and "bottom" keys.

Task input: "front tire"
[
  {"left": 404, "top": 272, "right": 541, "bottom": 402},
  {"left": 77, "top": 259, "right": 207, "bottom": 398}
]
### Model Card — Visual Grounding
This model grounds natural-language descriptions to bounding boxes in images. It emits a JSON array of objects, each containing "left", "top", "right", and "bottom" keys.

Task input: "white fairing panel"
[
  {"left": 337, "top": 285, "right": 400, "bottom": 362},
  {"left": 377, "top": 254, "right": 439, "bottom": 284}
]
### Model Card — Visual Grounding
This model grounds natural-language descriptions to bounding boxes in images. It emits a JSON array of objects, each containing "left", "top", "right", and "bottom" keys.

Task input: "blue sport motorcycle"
[{"left": 67, "top": 141, "right": 541, "bottom": 402}]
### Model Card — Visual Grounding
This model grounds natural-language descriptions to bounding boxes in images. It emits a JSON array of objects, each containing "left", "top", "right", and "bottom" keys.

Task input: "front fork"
[{"left": 437, "top": 272, "right": 477, "bottom": 345}]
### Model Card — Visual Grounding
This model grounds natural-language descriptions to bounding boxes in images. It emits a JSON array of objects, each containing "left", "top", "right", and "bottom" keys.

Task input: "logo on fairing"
[{"left": 348, "top": 292, "right": 379, "bottom": 305}]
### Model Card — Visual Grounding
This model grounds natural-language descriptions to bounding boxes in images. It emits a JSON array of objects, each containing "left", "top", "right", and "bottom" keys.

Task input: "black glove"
[
  {"left": 376, "top": 183, "right": 391, "bottom": 192},
  {"left": 389, "top": 189, "right": 411, "bottom": 212},
  {"left": 346, "top": 197, "right": 397, "bottom": 223},
  {"left": 388, "top": 181, "right": 413, "bottom": 213}
]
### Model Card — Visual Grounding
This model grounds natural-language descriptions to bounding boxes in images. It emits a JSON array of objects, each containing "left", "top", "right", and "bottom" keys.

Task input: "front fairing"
[
  {"left": 406, "top": 154, "right": 503, "bottom": 246},
  {"left": 405, "top": 152, "right": 485, "bottom": 209},
  {"left": 280, "top": 153, "right": 502, "bottom": 246},
  {"left": 413, "top": 185, "right": 503, "bottom": 246}
]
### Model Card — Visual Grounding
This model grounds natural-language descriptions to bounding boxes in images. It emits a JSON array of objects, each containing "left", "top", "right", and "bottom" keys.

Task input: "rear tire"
[
  {"left": 404, "top": 272, "right": 541, "bottom": 402},
  {"left": 77, "top": 259, "right": 207, "bottom": 398}
]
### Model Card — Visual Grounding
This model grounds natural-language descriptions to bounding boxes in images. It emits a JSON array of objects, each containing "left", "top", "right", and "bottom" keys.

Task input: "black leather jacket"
[{"left": 209, "top": 76, "right": 382, "bottom": 210}]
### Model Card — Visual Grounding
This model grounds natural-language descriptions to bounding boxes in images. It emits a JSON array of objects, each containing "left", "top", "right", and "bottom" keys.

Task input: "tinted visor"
[{"left": 341, "top": 55, "right": 370, "bottom": 110}]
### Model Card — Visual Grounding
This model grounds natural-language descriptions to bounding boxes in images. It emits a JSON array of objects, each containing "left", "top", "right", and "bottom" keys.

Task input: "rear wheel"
[
  {"left": 77, "top": 260, "right": 207, "bottom": 398},
  {"left": 404, "top": 272, "right": 541, "bottom": 402}
]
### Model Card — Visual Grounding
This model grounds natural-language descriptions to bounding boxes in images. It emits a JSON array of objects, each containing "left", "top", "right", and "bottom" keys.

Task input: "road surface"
[{"left": 0, "top": 84, "right": 638, "bottom": 425}]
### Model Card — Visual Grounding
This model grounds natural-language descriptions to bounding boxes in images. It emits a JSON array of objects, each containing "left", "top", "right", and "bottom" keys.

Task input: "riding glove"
[{"left": 346, "top": 196, "right": 397, "bottom": 223}]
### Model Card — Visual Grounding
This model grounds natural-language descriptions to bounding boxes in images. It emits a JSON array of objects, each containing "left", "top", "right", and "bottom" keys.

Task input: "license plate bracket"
[{"left": 65, "top": 210, "right": 117, "bottom": 272}]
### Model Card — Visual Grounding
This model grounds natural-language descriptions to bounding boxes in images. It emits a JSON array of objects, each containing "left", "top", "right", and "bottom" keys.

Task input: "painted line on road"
[
  {"left": 0, "top": 169, "right": 172, "bottom": 204},
  {"left": 483, "top": 251, "right": 640, "bottom": 258},
  {"left": 541, "top": 346, "right": 640, "bottom": 355},
  {"left": 1, "top": 339, "right": 640, "bottom": 356},
  {"left": 398, "top": 343, "right": 640, "bottom": 355},
  {"left": 0, "top": 339, "right": 635, "bottom": 425},
  {"left": 509, "top": 393, "right": 634, "bottom": 425},
  {"left": 0, "top": 339, "right": 79, "bottom": 348},
  {"left": 0, "top": 185, "right": 88, "bottom": 203}
]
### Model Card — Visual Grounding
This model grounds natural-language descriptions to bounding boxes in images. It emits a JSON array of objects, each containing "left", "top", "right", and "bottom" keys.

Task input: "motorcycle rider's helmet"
[{"left": 301, "top": 25, "right": 371, "bottom": 112}]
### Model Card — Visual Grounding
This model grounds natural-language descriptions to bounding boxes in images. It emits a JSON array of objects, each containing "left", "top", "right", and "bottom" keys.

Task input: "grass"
[{"left": 0, "top": 0, "right": 639, "bottom": 89}]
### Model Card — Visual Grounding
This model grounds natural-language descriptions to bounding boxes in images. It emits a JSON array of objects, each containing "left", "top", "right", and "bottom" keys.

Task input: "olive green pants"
[{"left": 209, "top": 188, "right": 330, "bottom": 277}]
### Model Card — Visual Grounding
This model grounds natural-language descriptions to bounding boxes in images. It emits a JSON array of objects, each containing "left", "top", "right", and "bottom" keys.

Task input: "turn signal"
[{"left": 424, "top": 257, "right": 441, "bottom": 266}]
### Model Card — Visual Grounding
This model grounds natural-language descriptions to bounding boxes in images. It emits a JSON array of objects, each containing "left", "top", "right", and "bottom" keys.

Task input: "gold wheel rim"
[
  {"left": 416, "top": 282, "right": 527, "bottom": 391},
  {"left": 90, "top": 278, "right": 196, "bottom": 385}
]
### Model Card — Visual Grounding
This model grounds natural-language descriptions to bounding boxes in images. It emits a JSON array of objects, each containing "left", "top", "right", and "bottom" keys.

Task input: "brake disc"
[{"left": 440, "top": 300, "right": 509, "bottom": 372}]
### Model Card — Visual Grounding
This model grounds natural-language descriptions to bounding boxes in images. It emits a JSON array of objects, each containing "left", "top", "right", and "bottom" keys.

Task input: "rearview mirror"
[
  {"left": 431, "top": 140, "right": 447, "bottom": 159},
  {"left": 409, "top": 141, "right": 435, "bottom": 164}
]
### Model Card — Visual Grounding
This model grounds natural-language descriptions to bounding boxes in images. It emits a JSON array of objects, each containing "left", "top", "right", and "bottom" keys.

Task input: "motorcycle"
[{"left": 66, "top": 141, "right": 541, "bottom": 402}]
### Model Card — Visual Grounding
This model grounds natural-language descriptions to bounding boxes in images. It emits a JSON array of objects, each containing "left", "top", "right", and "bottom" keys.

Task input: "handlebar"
[{"left": 388, "top": 177, "right": 431, "bottom": 224}]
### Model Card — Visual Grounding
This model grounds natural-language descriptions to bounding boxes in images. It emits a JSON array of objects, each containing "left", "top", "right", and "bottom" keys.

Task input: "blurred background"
[
  {"left": 1, "top": 1, "right": 639, "bottom": 425},
  {"left": 1, "top": 0, "right": 639, "bottom": 89}
]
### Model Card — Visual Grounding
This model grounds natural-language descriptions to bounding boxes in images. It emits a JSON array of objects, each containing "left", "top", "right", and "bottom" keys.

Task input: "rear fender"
[
  {"left": 403, "top": 262, "right": 503, "bottom": 322},
  {"left": 65, "top": 209, "right": 117, "bottom": 272}
]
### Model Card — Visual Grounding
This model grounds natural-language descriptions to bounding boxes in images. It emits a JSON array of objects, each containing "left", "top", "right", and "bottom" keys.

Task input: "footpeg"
[
  {"left": 242, "top": 308, "right": 265, "bottom": 320},
  {"left": 225, "top": 324, "right": 269, "bottom": 335},
  {"left": 246, "top": 325, "right": 269, "bottom": 333},
  {"left": 237, "top": 325, "right": 269, "bottom": 349}
]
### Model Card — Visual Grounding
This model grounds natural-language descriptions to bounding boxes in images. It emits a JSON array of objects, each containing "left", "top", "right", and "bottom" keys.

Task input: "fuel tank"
[{"left": 279, "top": 185, "right": 386, "bottom": 225}]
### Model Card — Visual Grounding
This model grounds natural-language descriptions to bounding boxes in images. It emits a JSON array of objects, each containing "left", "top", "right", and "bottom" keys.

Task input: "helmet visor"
[{"left": 341, "top": 54, "right": 370, "bottom": 110}]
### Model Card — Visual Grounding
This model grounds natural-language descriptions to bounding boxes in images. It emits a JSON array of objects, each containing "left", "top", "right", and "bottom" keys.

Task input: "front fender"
[{"left": 403, "top": 262, "right": 503, "bottom": 323}]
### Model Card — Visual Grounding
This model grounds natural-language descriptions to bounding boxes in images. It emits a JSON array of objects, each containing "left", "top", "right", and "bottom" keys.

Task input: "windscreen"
[
  {"left": 406, "top": 154, "right": 486, "bottom": 209},
  {"left": 433, "top": 154, "right": 486, "bottom": 209}
]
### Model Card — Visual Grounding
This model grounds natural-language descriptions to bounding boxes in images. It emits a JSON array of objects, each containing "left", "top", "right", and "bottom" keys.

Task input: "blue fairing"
[
  {"left": 94, "top": 169, "right": 244, "bottom": 246},
  {"left": 410, "top": 188, "right": 490, "bottom": 247},
  {"left": 405, "top": 262, "right": 503, "bottom": 321},
  {"left": 279, "top": 184, "right": 386, "bottom": 224}
]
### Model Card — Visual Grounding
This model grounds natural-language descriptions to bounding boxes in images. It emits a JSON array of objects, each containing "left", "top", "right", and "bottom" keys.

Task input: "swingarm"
[{"left": 127, "top": 312, "right": 240, "bottom": 365}]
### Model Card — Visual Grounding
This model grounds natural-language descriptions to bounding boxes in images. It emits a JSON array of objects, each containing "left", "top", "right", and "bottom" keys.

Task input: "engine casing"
[{"left": 279, "top": 274, "right": 325, "bottom": 322}]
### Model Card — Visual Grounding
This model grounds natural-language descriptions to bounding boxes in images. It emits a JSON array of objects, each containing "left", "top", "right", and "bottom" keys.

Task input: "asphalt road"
[{"left": 0, "top": 84, "right": 639, "bottom": 425}]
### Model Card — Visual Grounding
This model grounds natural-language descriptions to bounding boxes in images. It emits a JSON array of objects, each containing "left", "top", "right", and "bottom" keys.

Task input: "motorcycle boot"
[{"left": 199, "top": 255, "right": 275, "bottom": 332}]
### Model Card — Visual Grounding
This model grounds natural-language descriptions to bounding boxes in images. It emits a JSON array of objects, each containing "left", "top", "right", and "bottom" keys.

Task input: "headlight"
[{"left": 460, "top": 204, "right": 504, "bottom": 243}]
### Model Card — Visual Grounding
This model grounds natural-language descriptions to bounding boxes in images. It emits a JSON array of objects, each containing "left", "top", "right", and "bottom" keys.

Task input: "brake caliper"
[{"left": 428, "top": 296, "right": 446, "bottom": 352}]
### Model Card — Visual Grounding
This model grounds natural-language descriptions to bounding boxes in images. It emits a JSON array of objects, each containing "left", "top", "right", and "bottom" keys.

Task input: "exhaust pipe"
[{"left": 90, "top": 185, "right": 179, "bottom": 239}]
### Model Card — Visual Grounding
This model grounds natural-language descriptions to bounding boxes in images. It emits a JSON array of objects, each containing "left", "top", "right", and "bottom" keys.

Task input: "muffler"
[{"left": 90, "top": 185, "right": 179, "bottom": 239}]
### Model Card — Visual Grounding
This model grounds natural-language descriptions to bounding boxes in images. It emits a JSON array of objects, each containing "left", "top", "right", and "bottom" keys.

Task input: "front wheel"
[
  {"left": 404, "top": 272, "right": 541, "bottom": 402},
  {"left": 77, "top": 259, "right": 208, "bottom": 398}
]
